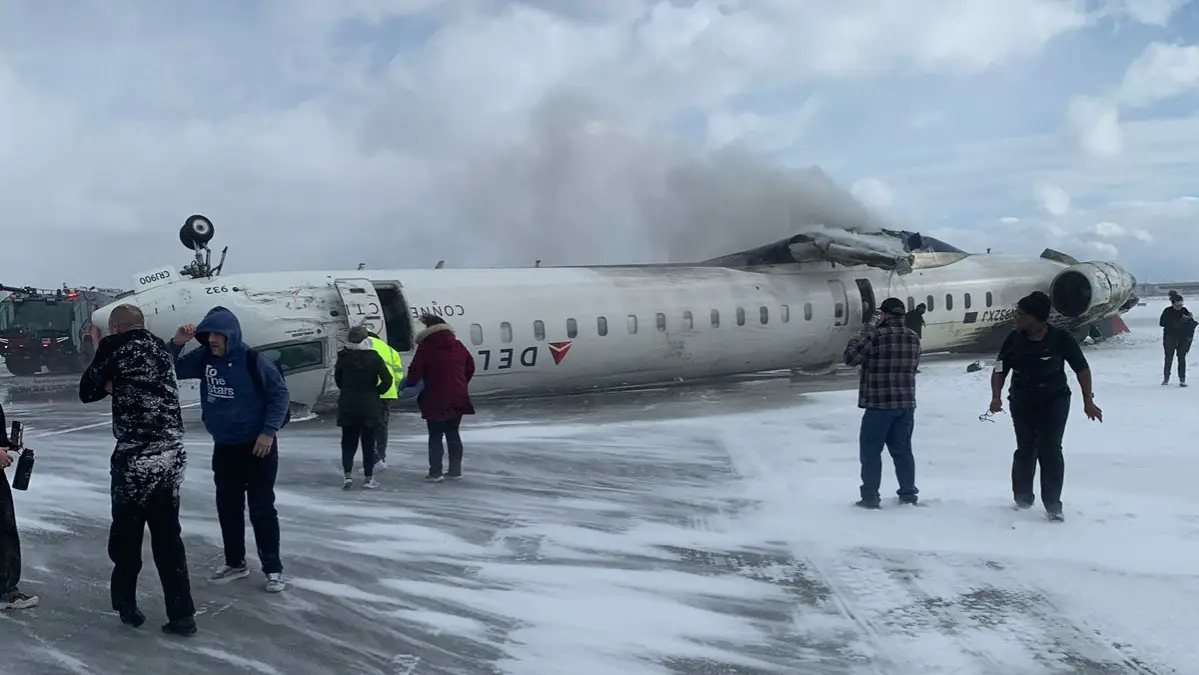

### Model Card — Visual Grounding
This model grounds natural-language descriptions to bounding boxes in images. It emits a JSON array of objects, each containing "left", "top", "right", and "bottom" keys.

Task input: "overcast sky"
[{"left": 1, "top": 0, "right": 1196, "bottom": 289}]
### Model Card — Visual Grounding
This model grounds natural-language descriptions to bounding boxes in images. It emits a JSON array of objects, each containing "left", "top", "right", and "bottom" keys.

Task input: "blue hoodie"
[{"left": 168, "top": 306, "right": 291, "bottom": 445}]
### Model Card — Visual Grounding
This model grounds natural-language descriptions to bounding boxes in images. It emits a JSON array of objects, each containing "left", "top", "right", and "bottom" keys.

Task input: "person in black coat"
[
  {"left": 78, "top": 303, "right": 196, "bottom": 635},
  {"left": 1159, "top": 290, "right": 1196, "bottom": 386},
  {"left": 334, "top": 326, "right": 393, "bottom": 490},
  {"left": 0, "top": 402, "right": 37, "bottom": 611}
]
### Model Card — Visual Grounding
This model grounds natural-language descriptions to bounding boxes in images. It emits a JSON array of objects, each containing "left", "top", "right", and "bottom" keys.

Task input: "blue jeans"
[{"left": 859, "top": 407, "right": 917, "bottom": 503}]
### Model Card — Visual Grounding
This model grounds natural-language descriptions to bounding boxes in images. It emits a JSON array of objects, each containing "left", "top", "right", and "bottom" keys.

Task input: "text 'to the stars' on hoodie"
[{"left": 168, "top": 306, "right": 290, "bottom": 444}]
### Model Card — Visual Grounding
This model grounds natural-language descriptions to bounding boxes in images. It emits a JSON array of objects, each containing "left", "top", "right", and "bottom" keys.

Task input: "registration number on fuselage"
[{"left": 981, "top": 308, "right": 1015, "bottom": 323}]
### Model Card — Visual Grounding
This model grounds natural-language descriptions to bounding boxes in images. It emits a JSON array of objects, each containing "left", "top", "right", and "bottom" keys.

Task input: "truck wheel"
[
  {"left": 179, "top": 214, "right": 215, "bottom": 250},
  {"left": 5, "top": 358, "right": 38, "bottom": 377}
]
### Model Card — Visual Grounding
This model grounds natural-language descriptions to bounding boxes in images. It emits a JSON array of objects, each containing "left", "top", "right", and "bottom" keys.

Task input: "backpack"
[{"left": 246, "top": 348, "right": 292, "bottom": 428}]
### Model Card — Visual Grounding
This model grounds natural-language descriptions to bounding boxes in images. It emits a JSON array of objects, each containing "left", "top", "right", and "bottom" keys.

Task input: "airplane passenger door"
[
  {"left": 854, "top": 278, "right": 876, "bottom": 323},
  {"left": 828, "top": 280, "right": 849, "bottom": 327},
  {"left": 333, "top": 278, "right": 387, "bottom": 342}
]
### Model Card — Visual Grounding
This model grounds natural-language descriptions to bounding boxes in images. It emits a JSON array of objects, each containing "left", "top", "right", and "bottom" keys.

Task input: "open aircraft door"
[{"left": 333, "top": 278, "right": 387, "bottom": 342}]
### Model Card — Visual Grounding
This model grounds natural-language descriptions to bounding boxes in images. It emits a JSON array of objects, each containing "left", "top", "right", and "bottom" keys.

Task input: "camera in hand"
[{"left": 9, "top": 421, "right": 34, "bottom": 491}]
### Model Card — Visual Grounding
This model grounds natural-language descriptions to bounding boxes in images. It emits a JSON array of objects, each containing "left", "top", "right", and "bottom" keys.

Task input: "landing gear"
[
  {"left": 177, "top": 215, "right": 228, "bottom": 279},
  {"left": 179, "top": 214, "right": 215, "bottom": 250}
]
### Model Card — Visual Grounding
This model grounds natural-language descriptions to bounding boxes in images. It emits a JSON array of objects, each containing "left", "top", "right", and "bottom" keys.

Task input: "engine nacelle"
[{"left": 1049, "top": 261, "right": 1137, "bottom": 321}]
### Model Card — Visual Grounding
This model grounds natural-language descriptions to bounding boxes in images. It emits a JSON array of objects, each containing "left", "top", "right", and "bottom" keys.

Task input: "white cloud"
[
  {"left": 1065, "top": 95, "right": 1124, "bottom": 157},
  {"left": 1094, "top": 221, "right": 1126, "bottom": 237},
  {"left": 1117, "top": 42, "right": 1199, "bottom": 108},
  {"left": 0, "top": 0, "right": 1193, "bottom": 288},
  {"left": 1036, "top": 183, "right": 1073, "bottom": 215}
]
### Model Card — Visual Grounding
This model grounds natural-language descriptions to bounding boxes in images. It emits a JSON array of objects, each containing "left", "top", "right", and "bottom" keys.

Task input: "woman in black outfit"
[
  {"left": 1159, "top": 290, "right": 1196, "bottom": 386},
  {"left": 334, "top": 326, "right": 393, "bottom": 490}
]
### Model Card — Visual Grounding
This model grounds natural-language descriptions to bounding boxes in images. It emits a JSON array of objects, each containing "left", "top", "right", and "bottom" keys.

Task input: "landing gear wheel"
[{"left": 179, "top": 215, "right": 215, "bottom": 250}]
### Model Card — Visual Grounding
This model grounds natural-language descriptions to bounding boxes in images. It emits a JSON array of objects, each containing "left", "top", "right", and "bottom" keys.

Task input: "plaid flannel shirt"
[{"left": 842, "top": 317, "right": 921, "bottom": 409}]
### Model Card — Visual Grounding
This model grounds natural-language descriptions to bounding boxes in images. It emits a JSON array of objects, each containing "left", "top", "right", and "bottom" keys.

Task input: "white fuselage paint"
[{"left": 92, "top": 252, "right": 1120, "bottom": 415}]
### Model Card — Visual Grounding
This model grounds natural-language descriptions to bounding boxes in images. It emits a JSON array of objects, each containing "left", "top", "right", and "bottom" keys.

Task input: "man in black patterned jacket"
[{"left": 80, "top": 304, "right": 196, "bottom": 636}]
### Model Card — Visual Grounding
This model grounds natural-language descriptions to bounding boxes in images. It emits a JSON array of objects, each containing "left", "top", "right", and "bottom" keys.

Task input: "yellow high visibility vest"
[{"left": 369, "top": 336, "right": 403, "bottom": 399}]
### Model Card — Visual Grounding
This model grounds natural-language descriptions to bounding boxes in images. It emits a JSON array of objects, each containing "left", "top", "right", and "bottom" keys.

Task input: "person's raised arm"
[
  {"left": 168, "top": 324, "right": 205, "bottom": 380},
  {"left": 79, "top": 338, "right": 117, "bottom": 403}
]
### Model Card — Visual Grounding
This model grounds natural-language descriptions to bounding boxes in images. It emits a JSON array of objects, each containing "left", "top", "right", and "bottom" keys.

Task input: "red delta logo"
[{"left": 548, "top": 341, "right": 573, "bottom": 365}]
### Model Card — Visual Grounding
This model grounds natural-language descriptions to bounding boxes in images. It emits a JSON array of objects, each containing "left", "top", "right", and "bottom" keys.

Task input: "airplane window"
[
  {"left": 710, "top": 309, "right": 720, "bottom": 327},
  {"left": 682, "top": 311, "right": 693, "bottom": 329},
  {"left": 627, "top": 314, "right": 638, "bottom": 334},
  {"left": 533, "top": 320, "right": 545, "bottom": 341},
  {"left": 736, "top": 307, "right": 746, "bottom": 326},
  {"left": 760, "top": 306, "right": 768, "bottom": 324},
  {"left": 926, "top": 295, "right": 935, "bottom": 311},
  {"left": 567, "top": 318, "right": 578, "bottom": 338},
  {"left": 656, "top": 313, "right": 666, "bottom": 332},
  {"left": 945, "top": 294, "right": 953, "bottom": 311},
  {"left": 803, "top": 303, "right": 812, "bottom": 320},
  {"left": 257, "top": 340, "right": 325, "bottom": 375},
  {"left": 500, "top": 322, "right": 513, "bottom": 343},
  {"left": 835, "top": 303, "right": 845, "bottom": 318},
  {"left": 907, "top": 296, "right": 915, "bottom": 311},
  {"left": 781, "top": 305, "right": 790, "bottom": 322},
  {"left": 985, "top": 292, "right": 993, "bottom": 307},
  {"left": 597, "top": 316, "right": 608, "bottom": 336},
  {"left": 470, "top": 323, "right": 483, "bottom": 346},
  {"left": 964, "top": 293, "right": 972, "bottom": 309}
]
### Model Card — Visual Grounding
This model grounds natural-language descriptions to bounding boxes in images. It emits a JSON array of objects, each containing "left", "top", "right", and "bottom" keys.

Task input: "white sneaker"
[
  {"left": 0, "top": 591, "right": 38, "bottom": 610},
  {"left": 374, "top": 460, "right": 387, "bottom": 472},
  {"left": 363, "top": 478, "right": 380, "bottom": 489},
  {"left": 342, "top": 477, "right": 353, "bottom": 490},
  {"left": 208, "top": 564, "right": 250, "bottom": 583},
  {"left": 264, "top": 573, "right": 286, "bottom": 593}
]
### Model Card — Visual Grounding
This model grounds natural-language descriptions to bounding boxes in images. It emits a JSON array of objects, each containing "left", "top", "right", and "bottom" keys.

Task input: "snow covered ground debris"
[{"left": 0, "top": 300, "right": 1195, "bottom": 674}]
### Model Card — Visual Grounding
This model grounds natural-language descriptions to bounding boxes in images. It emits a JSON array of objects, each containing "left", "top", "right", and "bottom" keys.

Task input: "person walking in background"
[
  {"left": 989, "top": 291, "right": 1102, "bottom": 522},
  {"left": 365, "top": 329, "right": 403, "bottom": 471},
  {"left": 904, "top": 303, "right": 926, "bottom": 338},
  {"left": 403, "top": 315, "right": 475, "bottom": 482},
  {"left": 843, "top": 297, "right": 921, "bottom": 509},
  {"left": 0, "top": 402, "right": 37, "bottom": 612},
  {"left": 1159, "top": 290, "right": 1196, "bottom": 386},
  {"left": 335, "top": 326, "right": 393, "bottom": 490},
  {"left": 79, "top": 304, "right": 196, "bottom": 635},
  {"left": 168, "top": 307, "right": 290, "bottom": 594}
]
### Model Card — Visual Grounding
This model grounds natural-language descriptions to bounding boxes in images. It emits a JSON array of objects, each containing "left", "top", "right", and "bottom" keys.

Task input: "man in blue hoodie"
[{"left": 169, "top": 307, "right": 291, "bottom": 594}]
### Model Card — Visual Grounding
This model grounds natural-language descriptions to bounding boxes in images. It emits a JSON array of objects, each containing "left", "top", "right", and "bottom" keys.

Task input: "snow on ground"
[{"left": 1, "top": 301, "right": 1195, "bottom": 675}]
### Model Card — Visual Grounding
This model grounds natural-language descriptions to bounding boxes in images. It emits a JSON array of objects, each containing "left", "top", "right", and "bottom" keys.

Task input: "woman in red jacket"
[{"left": 403, "top": 315, "right": 475, "bottom": 481}]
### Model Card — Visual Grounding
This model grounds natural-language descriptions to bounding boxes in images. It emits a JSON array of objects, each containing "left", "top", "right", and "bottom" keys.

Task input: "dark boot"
[
  {"left": 162, "top": 616, "right": 197, "bottom": 636},
  {"left": 120, "top": 608, "right": 146, "bottom": 627}
]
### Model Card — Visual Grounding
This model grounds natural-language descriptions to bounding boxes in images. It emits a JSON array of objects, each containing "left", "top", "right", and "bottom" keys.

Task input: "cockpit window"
[{"left": 256, "top": 340, "right": 325, "bottom": 375}]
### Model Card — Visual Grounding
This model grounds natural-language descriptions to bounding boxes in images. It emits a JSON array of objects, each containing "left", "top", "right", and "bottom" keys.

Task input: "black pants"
[
  {"left": 1010, "top": 395, "right": 1070, "bottom": 508},
  {"left": 374, "top": 402, "right": 391, "bottom": 461},
  {"left": 212, "top": 439, "right": 282, "bottom": 574},
  {"left": 0, "top": 472, "right": 21, "bottom": 596},
  {"left": 341, "top": 425, "right": 377, "bottom": 478},
  {"left": 427, "top": 417, "right": 463, "bottom": 477},
  {"left": 1164, "top": 335, "right": 1191, "bottom": 381},
  {"left": 108, "top": 484, "right": 195, "bottom": 621}
]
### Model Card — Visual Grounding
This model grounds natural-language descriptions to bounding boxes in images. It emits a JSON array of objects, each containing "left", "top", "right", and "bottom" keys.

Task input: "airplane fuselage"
[{"left": 94, "top": 250, "right": 1132, "bottom": 415}]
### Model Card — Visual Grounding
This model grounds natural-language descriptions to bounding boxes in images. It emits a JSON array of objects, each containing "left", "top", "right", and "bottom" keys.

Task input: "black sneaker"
[
  {"left": 898, "top": 495, "right": 919, "bottom": 505},
  {"left": 446, "top": 470, "right": 462, "bottom": 480},
  {"left": 854, "top": 499, "right": 881, "bottom": 510},
  {"left": 162, "top": 617, "right": 197, "bottom": 636},
  {"left": 425, "top": 473, "right": 444, "bottom": 483},
  {"left": 120, "top": 608, "right": 146, "bottom": 627}
]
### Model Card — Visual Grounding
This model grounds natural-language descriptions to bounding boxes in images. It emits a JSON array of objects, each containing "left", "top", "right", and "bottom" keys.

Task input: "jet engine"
[{"left": 1049, "top": 261, "right": 1138, "bottom": 322}]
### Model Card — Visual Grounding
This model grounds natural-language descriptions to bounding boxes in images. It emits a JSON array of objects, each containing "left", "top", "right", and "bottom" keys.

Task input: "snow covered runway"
[{"left": 1, "top": 301, "right": 1195, "bottom": 674}]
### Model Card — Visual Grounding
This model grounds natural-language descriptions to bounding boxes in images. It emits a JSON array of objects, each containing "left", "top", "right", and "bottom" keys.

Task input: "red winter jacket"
[{"left": 403, "top": 324, "right": 475, "bottom": 421}]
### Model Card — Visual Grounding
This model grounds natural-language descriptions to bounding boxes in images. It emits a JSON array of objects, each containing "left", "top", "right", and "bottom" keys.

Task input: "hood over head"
[
  {"left": 415, "top": 322, "right": 455, "bottom": 346},
  {"left": 195, "top": 306, "right": 246, "bottom": 353}
]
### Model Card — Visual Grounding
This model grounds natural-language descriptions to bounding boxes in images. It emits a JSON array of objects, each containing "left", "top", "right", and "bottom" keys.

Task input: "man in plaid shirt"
[{"left": 843, "top": 296, "right": 921, "bottom": 509}]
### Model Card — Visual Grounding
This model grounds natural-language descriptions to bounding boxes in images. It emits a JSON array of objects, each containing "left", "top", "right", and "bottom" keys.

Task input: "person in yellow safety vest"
[{"left": 366, "top": 331, "right": 403, "bottom": 471}]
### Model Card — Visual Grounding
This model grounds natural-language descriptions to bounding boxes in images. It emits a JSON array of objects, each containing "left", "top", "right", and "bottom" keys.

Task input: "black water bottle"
[{"left": 10, "top": 421, "right": 34, "bottom": 491}]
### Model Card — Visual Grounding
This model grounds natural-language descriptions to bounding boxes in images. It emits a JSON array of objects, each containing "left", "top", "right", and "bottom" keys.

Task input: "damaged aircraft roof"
[{"left": 703, "top": 228, "right": 965, "bottom": 274}]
